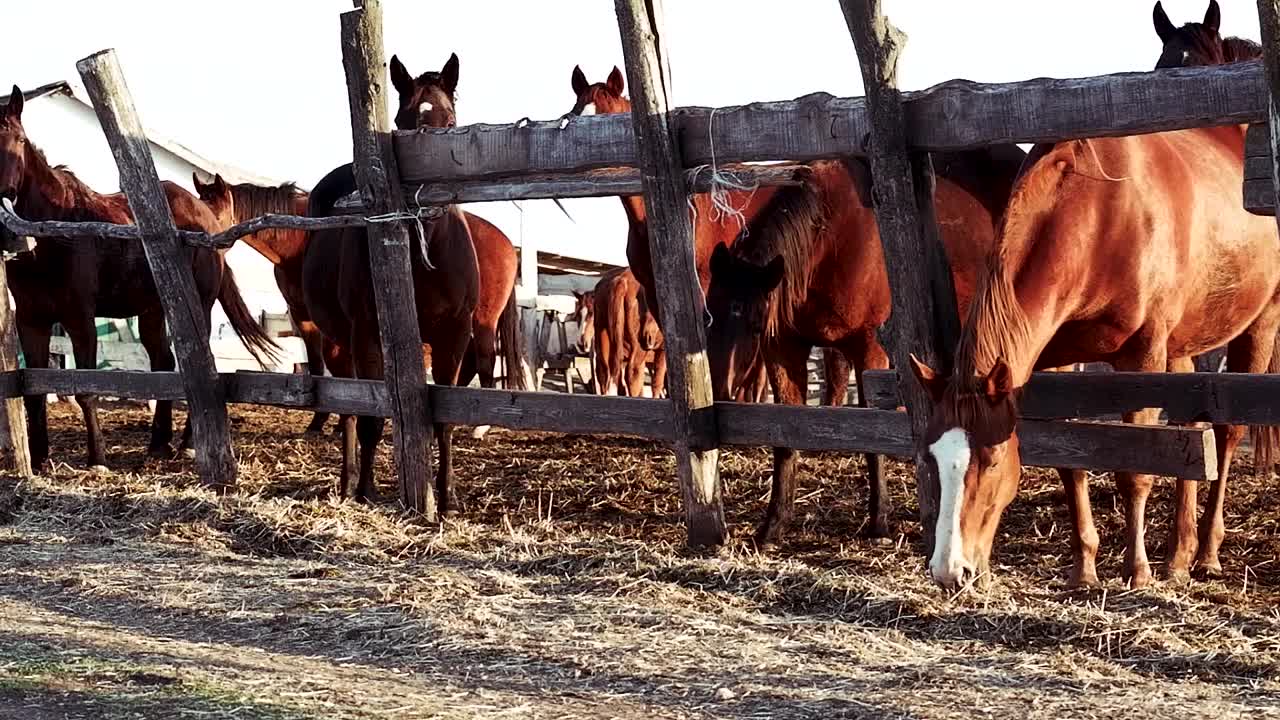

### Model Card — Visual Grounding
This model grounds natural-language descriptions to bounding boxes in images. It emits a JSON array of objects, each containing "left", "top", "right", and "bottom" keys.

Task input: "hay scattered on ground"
[{"left": 0, "top": 401, "right": 1277, "bottom": 719}]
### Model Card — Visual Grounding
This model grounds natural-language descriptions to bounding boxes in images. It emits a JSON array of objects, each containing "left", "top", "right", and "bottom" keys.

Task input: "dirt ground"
[{"left": 0, "top": 400, "right": 1278, "bottom": 719}]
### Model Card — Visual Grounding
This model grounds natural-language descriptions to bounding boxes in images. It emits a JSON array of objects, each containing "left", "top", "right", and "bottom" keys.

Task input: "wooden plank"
[
  {"left": 223, "top": 371, "right": 314, "bottom": 408},
  {"left": 340, "top": 2, "right": 435, "bottom": 516},
  {"left": 430, "top": 387, "right": 672, "bottom": 439},
  {"left": 0, "top": 250, "right": 30, "bottom": 475},
  {"left": 331, "top": 164, "right": 808, "bottom": 211},
  {"left": 841, "top": 0, "right": 954, "bottom": 553},
  {"left": 76, "top": 50, "right": 236, "bottom": 488},
  {"left": 1245, "top": 177, "right": 1274, "bottom": 215},
  {"left": 715, "top": 402, "right": 1214, "bottom": 479},
  {"left": 22, "top": 368, "right": 185, "bottom": 401},
  {"left": 615, "top": 0, "right": 725, "bottom": 548},
  {"left": 862, "top": 368, "right": 1280, "bottom": 424},
  {"left": 394, "top": 61, "right": 1269, "bottom": 185}
]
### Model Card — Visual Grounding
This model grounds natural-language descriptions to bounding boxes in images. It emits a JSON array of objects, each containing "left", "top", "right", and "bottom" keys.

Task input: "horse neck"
[
  {"left": 16, "top": 146, "right": 88, "bottom": 221},
  {"left": 236, "top": 191, "right": 310, "bottom": 265}
]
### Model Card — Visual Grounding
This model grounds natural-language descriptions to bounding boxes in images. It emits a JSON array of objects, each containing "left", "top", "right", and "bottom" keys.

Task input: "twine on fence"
[
  {"left": 364, "top": 184, "right": 445, "bottom": 270},
  {"left": 685, "top": 107, "right": 758, "bottom": 231}
]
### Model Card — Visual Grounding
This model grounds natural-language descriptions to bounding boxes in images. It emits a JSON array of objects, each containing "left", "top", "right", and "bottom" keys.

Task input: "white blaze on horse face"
[
  {"left": 579, "top": 103, "right": 597, "bottom": 116},
  {"left": 418, "top": 101, "right": 434, "bottom": 117},
  {"left": 929, "top": 427, "right": 973, "bottom": 587}
]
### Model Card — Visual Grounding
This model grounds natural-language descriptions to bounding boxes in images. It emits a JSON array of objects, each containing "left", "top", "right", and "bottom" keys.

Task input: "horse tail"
[
  {"left": 497, "top": 288, "right": 527, "bottom": 391},
  {"left": 1251, "top": 331, "right": 1280, "bottom": 476},
  {"left": 218, "top": 266, "right": 283, "bottom": 369}
]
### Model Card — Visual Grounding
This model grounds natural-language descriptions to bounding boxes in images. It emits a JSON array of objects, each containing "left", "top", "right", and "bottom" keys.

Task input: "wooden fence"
[{"left": 1, "top": 0, "right": 1279, "bottom": 548}]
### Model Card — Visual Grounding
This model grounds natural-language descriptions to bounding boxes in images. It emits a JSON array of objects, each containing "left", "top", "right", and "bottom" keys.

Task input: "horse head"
[
  {"left": 572, "top": 289, "right": 596, "bottom": 354},
  {"left": 1152, "top": 0, "right": 1244, "bottom": 68},
  {"left": 192, "top": 173, "right": 235, "bottom": 231},
  {"left": 0, "top": 87, "right": 29, "bottom": 203},
  {"left": 568, "top": 65, "right": 629, "bottom": 116},
  {"left": 908, "top": 354, "right": 1023, "bottom": 592},
  {"left": 390, "top": 53, "right": 459, "bottom": 130},
  {"left": 705, "top": 241, "right": 783, "bottom": 402}
]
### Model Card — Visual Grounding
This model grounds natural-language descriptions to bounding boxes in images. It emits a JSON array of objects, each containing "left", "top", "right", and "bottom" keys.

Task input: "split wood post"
[
  {"left": 76, "top": 50, "right": 237, "bottom": 487},
  {"left": 841, "top": 0, "right": 960, "bottom": 555},
  {"left": 340, "top": 1, "right": 435, "bottom": 517},
  {"left": 0, "top": 251, "right": 31, "bottom": 477},
  {"left": 615, "top": 0, "right": 726, "bottom": 548},
  {"left": 1258, "top": 2, "right": 1280, "bottom": 246}
]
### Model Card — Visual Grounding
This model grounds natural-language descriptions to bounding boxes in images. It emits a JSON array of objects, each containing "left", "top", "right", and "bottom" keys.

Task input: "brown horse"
[
  {"left": 908, "top": 1, "right": 1280, "bottom": 590},
  {"left": 0, "top": 88, "right": 279, "bottom": 469},
  {"left": 706, "top": 147, "right": 1027, "bottom": 547},
  {"left": 588, "top": 267, "right": 666, "bottom": 398},
  {"left": 199, "top": 175, "right": 524, "bottom": 435},
  {"left": 302, "top": 52, "right": 479, "bottom": 507}
]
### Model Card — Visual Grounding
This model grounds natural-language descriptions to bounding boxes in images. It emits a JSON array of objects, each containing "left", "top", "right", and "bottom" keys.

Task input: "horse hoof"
[
  {"left": 1194, "top": 563, "right": 1224, "bottom": 580},
  {"left": 1124, "top": 565, "right": 1153, "bottom": 590},
  {"left": 147, "top": 445, "right": 173, "bottom": 459},
  {"left": 1163, "top": 567, "right": 1192, "bottom": 586},
  {"left": 89, "top": 464, "right": 109, "bottom": 474},
  {"left": 182, "top": 448, "right": 196, "bottom": 460},
  {"left": 470, "top": 425, "right": 491, "bottom": 440}
]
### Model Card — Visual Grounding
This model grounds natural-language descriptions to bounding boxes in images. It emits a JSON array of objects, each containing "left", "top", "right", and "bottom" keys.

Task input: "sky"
[{"left": 0, "top": 0, "right": 1263, "bottom": 267}]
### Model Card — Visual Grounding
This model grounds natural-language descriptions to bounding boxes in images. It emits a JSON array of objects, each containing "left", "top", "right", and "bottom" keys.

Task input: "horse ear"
[
  {"left": 7, "top": 86, "right": 22, "bottom": 117},
  {"left": 441, "top": 52, "right": 460, "bottom": 95},
  {"left": 1153, "top": 2, "right": 1176, "bottom": 43},
  {"left": 710, "top": 241, "right": 732, "bottom": 275},
  {"left": 983, "top": 358, "right": 1015, "bottom": 405},
  {"left": 1203, "top": 0, "right": 1220, "bottom": 33},
  {"left": 213, "top": 173, "right": 228, "bottom": 195},
  {"left": 607, "top": 66, "right": 625, "bottom": 95},
  {"left": 571, "top": 65, "right": 589, "bottom": 97},
  {"left": 908, "top": 353, "right": 947, "bottom": 403},
  {"left": 389, "top": 54, "right": 412, "bottom": 96},
  {"left": 192, "top": 172, "right": 204, "bottom": 192},
  {"left": 761, "top": 255, "right": 785, "bottom": 292}
]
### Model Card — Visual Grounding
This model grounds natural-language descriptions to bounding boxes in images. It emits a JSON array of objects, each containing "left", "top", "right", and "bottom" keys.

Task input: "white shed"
[{"left": 3, "top": 82, "right": 306, "bottom": 372}]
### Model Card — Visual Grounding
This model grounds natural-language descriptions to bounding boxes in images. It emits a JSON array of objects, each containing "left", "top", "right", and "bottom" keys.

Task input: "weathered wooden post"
[
  {"left": 76, "top": 50, "right": 237, "bottom": 487},
  {"left": 615, "top": 0, "right": 726, "bottom": 547},
  {"left": 1257, "top": 2, "right": 1280, "bottom": 235},
  {"left": 340, "top": 0, "right": 436, "bottom": 516},
  {"left": 0, "top": 240, "right": 31, "bottom": 477},
  {"left": 840, "top": 0, "right": 959, "bottom": 553}
]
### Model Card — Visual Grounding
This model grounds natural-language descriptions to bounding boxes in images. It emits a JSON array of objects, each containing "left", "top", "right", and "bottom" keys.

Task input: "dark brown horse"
[
  {"left": 908, "top": 1, "right": 1280, "bottom": 590},
  {"left": 706, "top": 148, "right": 1027, "bottom": 548},
  {"left": 200, "top": 175, "right": 524, "bottom": 436},
  {"left": 0, "top": 88, "right": 279, "bottom": 469},
  {"left": 302, "top": 54, "right": 479, "bottom": 507}
]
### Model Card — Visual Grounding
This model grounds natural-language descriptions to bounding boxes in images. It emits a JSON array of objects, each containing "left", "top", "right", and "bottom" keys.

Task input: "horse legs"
[
  {"left": 756, "top": 339, "right": 811, "bottom": 550},
  {"left": 595, "top": 330, "right": 618, "bottom": 396},
  {"left": 430, "top": 325, "right": 471, "bottom": 518},
  {"left": 1162, "top": 356, "right": 1202, "bottom": 582},
  {"left": 1058, "top": 468, "right": 1100, "bottom": 587},
  {"left": 845, "top": 338, "right": 892, "bottom": 541},
  {"left": 467, "top": 320, "right": 498, "bottom": 439},
  {"left": 296, "top": 319, "right": 331, "bottom": 435},
  {"left": 1113, "top": 342, "right": 1168, "bottom": 589},
  {"left": 1193, "top": 328, "right": 1278, "bottom": 577},
  {"left": 61, "top": 312, "right": 107, "bottom": 468},
  {"left": 324, "top": 344, "right": 359, "bottom": 499},
  {"left": 16, "top": 317, "right": 52, "bottom": 471},
  {"left": 625, "top": 349, "right": 648, "bottom": 398},
  {"left": 821, "top": 349, "right": 850, "bottom": 406},
  {"left": 347, "top": 326, "right": 385, "bottom": 503},
  {"left": 651, "top": 350, "right": 667, "bottom": 399},
  {"left": 136, "top": 311, "right": 176, "bottom": 456}
]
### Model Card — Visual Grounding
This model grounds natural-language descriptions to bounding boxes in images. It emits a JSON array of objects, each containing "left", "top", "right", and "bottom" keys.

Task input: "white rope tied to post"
[
  {"left": 364, "top": 184, "right": 445, "bottom": 270},
  {"left": 685, "top": 106, "right": 758, "bottom": 230}
]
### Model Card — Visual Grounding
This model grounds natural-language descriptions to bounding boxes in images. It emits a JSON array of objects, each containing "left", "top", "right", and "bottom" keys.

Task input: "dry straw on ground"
[{"left": 0, "top": 400, "right": 1277, "bottom": 719}]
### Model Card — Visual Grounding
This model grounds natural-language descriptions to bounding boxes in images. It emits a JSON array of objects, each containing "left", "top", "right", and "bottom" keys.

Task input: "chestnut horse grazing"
[
  {"left": 706, "top": 148, "right": 1026, "bottom": 547},
  {"left": 0, "top": 89, "right": 279, "bottom": 470},
  {"left": 909, "top": 1, "right": 1280, "bottom": 591},
  {"left": 589, "top": 267, "right": 666, "bottom": 398},
  {"left": 303, "top": 52, "right": 479, "bottom": 507}
]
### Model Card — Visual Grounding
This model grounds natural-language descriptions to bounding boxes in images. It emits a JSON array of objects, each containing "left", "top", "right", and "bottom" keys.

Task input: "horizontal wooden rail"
[
  {"left": 11, "top": 367, "right": 1215, "bottom": 479},
  {"left": 861, "top": 368, "right": 1280, "bottom": 424},
  {"left": 395, "top": 61, "right": 1267, "bottom": 184},
  {"left": 333, "top": 163, "right": 809, "bottom": 211}
]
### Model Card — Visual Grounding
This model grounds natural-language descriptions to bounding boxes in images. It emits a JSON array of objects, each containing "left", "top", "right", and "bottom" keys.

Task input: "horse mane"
[
  {"left": 731, "top": 174, "right": 826, "bottom": 338},
  {"left": 950, "top": 148, "right": 1070, "bottom": 387},
  {"left": 227, "top": 181, "right": 307, "bottom": 224},
  {"left": 1223, "top": 36, "right": 1262, "bottom": 62}
]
